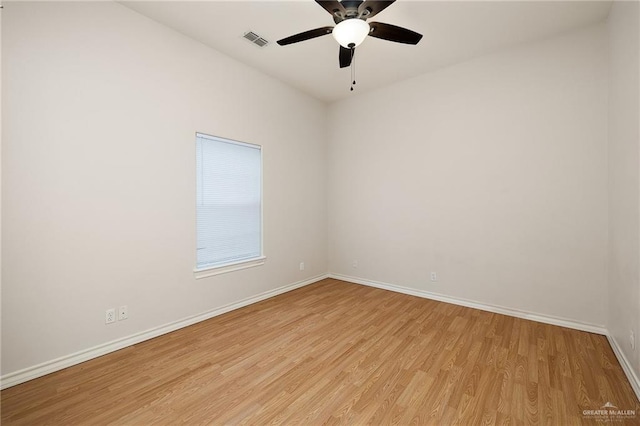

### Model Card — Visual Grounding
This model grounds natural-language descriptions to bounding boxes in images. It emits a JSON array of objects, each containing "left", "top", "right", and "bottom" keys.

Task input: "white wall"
[
  {"left": 607, "top": 0, "right": 640, "bottom": 379},
  {"left": 3, "top": 0, "right": 637, "bottom": 389},
  {"left": 327, "top": 25, "right": 609, "bottom": 327},
  {"left": 1, "top": 2, "right": 327, "bottom": 375}
]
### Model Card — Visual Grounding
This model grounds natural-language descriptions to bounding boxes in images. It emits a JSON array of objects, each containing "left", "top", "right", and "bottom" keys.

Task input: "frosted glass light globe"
[{"left": 332, "top": 19, "right": 370, "bottom": 48}]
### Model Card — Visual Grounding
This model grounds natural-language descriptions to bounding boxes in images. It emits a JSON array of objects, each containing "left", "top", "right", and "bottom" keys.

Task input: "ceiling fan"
[{"left": 277, "top": 0, "right": 423, "bottom": 69}]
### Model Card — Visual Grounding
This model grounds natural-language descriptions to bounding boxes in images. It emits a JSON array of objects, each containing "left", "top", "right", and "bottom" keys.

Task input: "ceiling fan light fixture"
[{"left": 332, "top": 19, "right": 370, "bottom": 48}]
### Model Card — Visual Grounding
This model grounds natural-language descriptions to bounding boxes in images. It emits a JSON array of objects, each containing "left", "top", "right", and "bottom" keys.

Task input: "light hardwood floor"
[{"left": 2, "top": 278, "right": 638, "bottom": 425}]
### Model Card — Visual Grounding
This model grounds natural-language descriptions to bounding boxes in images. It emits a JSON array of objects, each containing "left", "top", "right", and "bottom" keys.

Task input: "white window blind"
[{"left": 195, "top": 133, "right": 262, "bottom": 271}]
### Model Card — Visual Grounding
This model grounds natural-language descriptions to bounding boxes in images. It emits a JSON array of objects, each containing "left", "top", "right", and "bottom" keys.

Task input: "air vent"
[{"left": 243, "top": 31, "right": 269, "bottom": 48}]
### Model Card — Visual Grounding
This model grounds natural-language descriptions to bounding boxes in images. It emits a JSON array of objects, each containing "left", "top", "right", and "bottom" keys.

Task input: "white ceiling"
[{"left": 121, "top": 0, "right": 612, "bottom": 103}]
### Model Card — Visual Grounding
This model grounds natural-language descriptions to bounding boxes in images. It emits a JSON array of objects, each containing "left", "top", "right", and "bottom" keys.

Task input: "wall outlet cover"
[
  {"left": 119, "top": 305, "right": 128, "bottom": 321},
  {"left": 105, "top": 309, "right": 116, "bottom": 324}
]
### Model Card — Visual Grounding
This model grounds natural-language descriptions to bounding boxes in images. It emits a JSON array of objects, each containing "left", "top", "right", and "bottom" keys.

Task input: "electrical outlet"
[
  {"left": 630, "top": 330, "right": 635, "bottom": 350},
  {"left": 299, "top": 262, "right": 305, "bottom": 271},
  {"left": 352, "top": 260, "right": 358, "bottom": 268},
  {"left": 105, "top": 308, "right": 116, "bottom": 324},
  {"left": 430, "top": 272, "right": 438, "bottom": 282},
  {"left": 119, "top": 305, "right": 128, "bottom": 321}
]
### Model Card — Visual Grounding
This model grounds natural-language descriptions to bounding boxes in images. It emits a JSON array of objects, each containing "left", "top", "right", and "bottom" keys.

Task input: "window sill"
[{"left": 193, "top": 256, "right": 266, "bottom": 279}]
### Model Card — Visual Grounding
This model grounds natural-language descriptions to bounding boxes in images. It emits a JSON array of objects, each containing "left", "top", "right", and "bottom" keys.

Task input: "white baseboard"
[
  {"left": 0, "top": 274, "right": 328, "bottom": 390},
  {"left": 328, "top": 273, "right": 608, "bottom": 335},
  {"left": 329, "top": 273, "right": 640, "bottom": 399},
  {"left": 607, "top": 334, "right": 640, "bottom": 401},
  {"left": 8, "top": 272, "right": 638, "bottom": 401}
]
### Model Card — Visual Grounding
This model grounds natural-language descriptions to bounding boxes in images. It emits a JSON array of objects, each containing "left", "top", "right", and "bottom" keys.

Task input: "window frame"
[{"left": 193, "top": 132, "right": 265, "bottom": 279}]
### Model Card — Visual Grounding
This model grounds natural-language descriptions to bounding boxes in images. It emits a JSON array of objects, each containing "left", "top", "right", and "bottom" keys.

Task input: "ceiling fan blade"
[
  {"left": 368, "top": 22, "right": 423, "bottom": 44},
  {"left": 315, "top": 0, "right": 346, "bottom": 17},
  {"left": 339, "top": 46, "right": 354, "bottom": 68},
  {"left": 277, "top": 26, "right": 334, "bottom": 46},
  {"left": 358, "top": 0, "right": 395, "bottom": 19}
]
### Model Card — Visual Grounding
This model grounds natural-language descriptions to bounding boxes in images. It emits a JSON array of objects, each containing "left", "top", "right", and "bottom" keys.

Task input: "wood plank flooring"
[{"left": 2, "top": 278, "right": 638, "bottom": 425}]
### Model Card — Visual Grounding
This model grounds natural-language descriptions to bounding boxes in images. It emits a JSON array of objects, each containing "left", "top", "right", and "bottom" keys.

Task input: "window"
[{"left": 195, "top": 133, "right": 264, "bottom": 277}]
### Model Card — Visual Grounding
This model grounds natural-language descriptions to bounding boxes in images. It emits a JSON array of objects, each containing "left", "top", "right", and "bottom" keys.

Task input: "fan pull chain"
[{"left": 350, "top": 48, "right": 356, "bottom": 91}]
